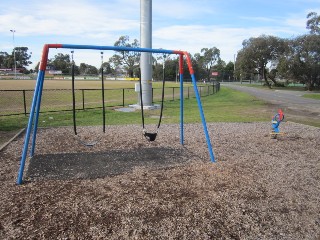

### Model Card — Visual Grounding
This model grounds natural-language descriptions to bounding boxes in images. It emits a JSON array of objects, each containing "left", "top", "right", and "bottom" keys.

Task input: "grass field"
[
  {"left": 0, "top": 80, "right": 213, "bottom": 118},
  {"left": 1, "top": 79, "right": 319, "bottom": 134},
  {"left": 0, "top": 86, "right": 271, "bottom": 131},
  {"left": 0, "top": 79, "right": 189, "bottom": 90},
  {"left": 303, "top": 93, "right": 320, "bottom": 100}
]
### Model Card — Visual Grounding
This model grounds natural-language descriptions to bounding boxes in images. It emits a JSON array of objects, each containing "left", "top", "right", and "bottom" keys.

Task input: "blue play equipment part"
[
  {"left": 179, "top": 56, "right": 184, "bottom": 145},
  {"left": 16, "top": 44, "right": 216, "bottom": 185},
  {"left": 271, "top": 109, "right": 284, "bottom": 138}
]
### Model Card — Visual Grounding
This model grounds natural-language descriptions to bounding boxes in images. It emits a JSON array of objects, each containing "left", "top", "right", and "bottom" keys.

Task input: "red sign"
[{"left": 212, "top": 72, "right": 219, "bottom": 76}]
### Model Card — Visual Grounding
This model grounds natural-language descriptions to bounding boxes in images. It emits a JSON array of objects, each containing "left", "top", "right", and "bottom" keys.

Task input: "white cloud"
[
  {"left": 153, "top": 23, "right": 305, "bottom": 62},
  {"left": 0, "top": 0, "right": 139, "bottom": 37},
  {"left": 153, "top": 0, "right": 216, "bottom": 20},
  {"left": 239, "top": 16, "right": 279, "bottom": 22}
]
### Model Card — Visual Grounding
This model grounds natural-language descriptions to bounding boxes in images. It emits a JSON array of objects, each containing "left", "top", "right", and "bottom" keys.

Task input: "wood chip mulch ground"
[{"left": 0, "top": 122, "right": 319, "bottom": 239}]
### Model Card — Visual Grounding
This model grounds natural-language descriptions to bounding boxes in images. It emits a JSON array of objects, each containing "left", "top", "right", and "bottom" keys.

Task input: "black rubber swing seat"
[{"left": 144, "top": 132, "right": 157, "bottom": 141}]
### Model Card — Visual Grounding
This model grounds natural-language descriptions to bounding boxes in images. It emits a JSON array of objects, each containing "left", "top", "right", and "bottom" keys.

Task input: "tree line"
[
  {"left": 0, "top": 47, "right": 32, "bottom": 73},
  {"left": 1, "top": 12, "right": 319, "bottom": 90},
  {"left": 236, "top": 11, "right": 320, "bottom": 90}
]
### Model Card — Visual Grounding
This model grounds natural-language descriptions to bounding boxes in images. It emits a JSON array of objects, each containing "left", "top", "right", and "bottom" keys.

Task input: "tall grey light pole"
[
  {"left": 10, "top": 29, "right": 16, "bottom": 79},
  {"left": 140, "top": 0, "right": 152, "bottom": 107}
]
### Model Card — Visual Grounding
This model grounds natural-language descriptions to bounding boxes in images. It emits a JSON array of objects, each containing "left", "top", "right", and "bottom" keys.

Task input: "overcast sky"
[{"left": 1, "top": 0, "right": 319, "bottom": 69}]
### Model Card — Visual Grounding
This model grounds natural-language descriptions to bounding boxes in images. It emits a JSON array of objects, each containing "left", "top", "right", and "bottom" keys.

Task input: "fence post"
[
  {"left": 152, "top": 88, "right": 154, "bottom": 104},
  {"left": 82, "top": 89, "right": 85, "bottom": 110},
  {"left": 172, "top": 87, "right": 175, "bottom": 101},
  {"left": 23, "top": 90, "right": 27, "bottom": 116},
  {"left": 122, "top": 88, "right": 125, "bottom": 107},
  {"left": 188, "top": 87, "right": 190, "bottom": 99}
]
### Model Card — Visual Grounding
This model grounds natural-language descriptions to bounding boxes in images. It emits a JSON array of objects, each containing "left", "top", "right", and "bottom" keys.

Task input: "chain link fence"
[{"left": 0, "top": 83, "right": 220, "bottom": 117}]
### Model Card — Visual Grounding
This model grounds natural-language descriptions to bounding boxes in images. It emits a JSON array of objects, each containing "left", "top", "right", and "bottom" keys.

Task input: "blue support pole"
[
  {"left": 179, "top": 74, "right": 184, "bottom": 145},
  {"left": 190, "top": 73, "right": 215, "bottom": 162},
  {"left": 30, "top": 71, "right": 45, "bottom": 157},
  {"left": 17, "top": 70, "right": 45, "bottom": 184},
  {"left": 179, "top": 54, "right": 184, "bottom": 145},
  {"left": 60, "top": 44, "right": 176, "bottom": 55}
]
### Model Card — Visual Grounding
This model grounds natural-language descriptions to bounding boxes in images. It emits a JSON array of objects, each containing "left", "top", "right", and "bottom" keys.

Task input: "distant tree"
[
  {"left": 225, "top": 61, "right": 235, "bottom": 81},
  {"left": 236, "top": 35, "right": 286, "bottom": 87},
  {"left": 79, "top": 63, "right": 98, "bottom": 75},
  {"left": 109, "top": 35, "right": 140, "bottom": 77},
  {"left": 199, "top": 47, "right": 221, "bottom": 82},
  {"left": 164, "top": 57, "right": 179, "bottom": 81},
  {"left": 278, "top": 34, "right": 320, "bottom": 91},
  {"left": 193, "top": 53, "right": 207, "bottom": 81},
  {"left": 151, "top": 54, "right": 179, "bottom": 81},
  {"left": 101, "top": 62, "right": 113, "bottom": 75},
  {"left": 0, "top": 48, "right": 32, "bottom": 73},
  {"left": 49, "top": 53, "right": 71, "bottom": 74},
  {"left": 306, "top": 12, "right": 320, "bottom": 34},
  {"left": 14, "top": 47, "right": 32, "bottom": 69},
  {"left": 71, "top": 65, "right": 80, "bottom": 75},
  {"left": 0, "top": 51, "right": 10, "bottom": 68},
  {"left": 152, "top": 55, "right": 163, "bottom": 81},
  {"left": 235, "top": 49, "right": 255, "bottom": 81},
  {"left": 152, "top": 53, "right": 165, "bottom": 81},
  {"left": 213, "top": 60, "right": 235, "bottom": 81}
]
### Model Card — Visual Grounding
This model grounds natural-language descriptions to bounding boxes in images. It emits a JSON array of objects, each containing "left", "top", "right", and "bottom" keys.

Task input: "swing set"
[{"left": 16, "top": 44, "right": 215, "bottom": 185}]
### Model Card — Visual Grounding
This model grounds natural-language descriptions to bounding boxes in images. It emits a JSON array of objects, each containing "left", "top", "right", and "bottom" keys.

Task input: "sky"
[{"left": 1, "top": 0, "right": 320, "bottom": 70}]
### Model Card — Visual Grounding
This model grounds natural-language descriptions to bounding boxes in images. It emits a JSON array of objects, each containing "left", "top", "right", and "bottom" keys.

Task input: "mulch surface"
[
  {"left": 27, "top": 147, "right": 191, "bottom": 181},
  {"left": 0, "top": 122, "right": 319, "bottom": 239}
]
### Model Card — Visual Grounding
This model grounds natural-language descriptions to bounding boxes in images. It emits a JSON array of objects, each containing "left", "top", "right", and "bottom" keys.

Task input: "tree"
[
  {"left": 225, "top": 61, "right": 235, "bottom": 81},
  {"left": 213, "top": 60, "right": 235, "bottom": 81},
  {"left": 164, "top": 57, "right": 179, "bottom": 81},
  {"left": 72, "top": 65, "right": 80, "bottom": 75},
  {"left": 14, "top": 47, "right": 32, "bottom": 69},
  {"left": 79, "top": 63, "right": 98, "bottom": 75},
  {"left": 109, "top": 35, "right": 140, "bottom": 77},
  {"left": 49, "top": 53, "right": 71, "bottom": 74},
  {"left": 198, "top": 47, "right": 221, "bottom": 82},
  {"left": 0, "top": 51, "right": 10, "bottom": 68},
  {"left": 193, "top": 53, "right": 207, "bottom": 81},
  {"left": 101, "top": 62, "right": 113, "bottom": 75},
  {"left": 0, "top": 48, "right": 32, "bottom": 73},
  {"left": 307, "top": 12, "right": 320, "bottom": 35},
  {"left": 235, "top": 48, "right": 258, "bottom": 81},
  {"left": 236, "top": 35, "right": 286, "bottom": 87},
  {"left": 278, "top": 34, "right": 320, "bottom": 91}
]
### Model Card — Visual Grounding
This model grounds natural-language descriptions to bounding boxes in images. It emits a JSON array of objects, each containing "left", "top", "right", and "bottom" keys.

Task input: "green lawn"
[
  {"left": 0, "top": 87, "right": 271, "bottom": 131},
  {"left": 302, "top": 93, "right": 320, "bottom": 100}
]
